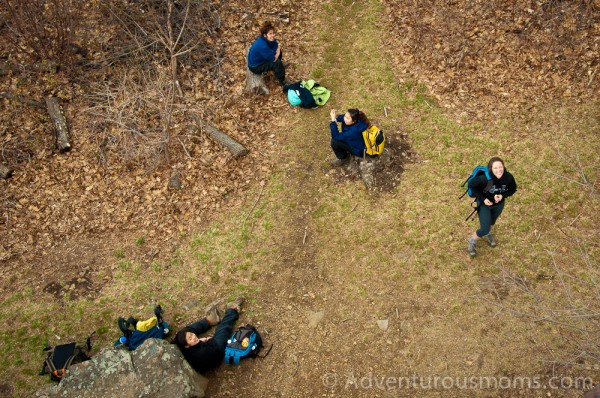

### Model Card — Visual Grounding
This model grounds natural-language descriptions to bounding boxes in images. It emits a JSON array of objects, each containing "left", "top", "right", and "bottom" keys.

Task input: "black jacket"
[
  {"left": 180, "top": 335, "right": 223, "bottom": 373},
  {"left": 283, "top": 81, "right": 317, "bottom": 108},
  {"left": 468, "top": 170, "right": 517, "bottom": 205}
]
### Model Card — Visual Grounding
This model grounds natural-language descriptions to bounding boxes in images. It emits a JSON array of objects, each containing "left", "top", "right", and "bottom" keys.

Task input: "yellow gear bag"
[
  {"left": 135, "top": 316, "right": 158, "bottom": 332},
  {"left": 362, "top": 125, "right": 385, "bottom": 156}
]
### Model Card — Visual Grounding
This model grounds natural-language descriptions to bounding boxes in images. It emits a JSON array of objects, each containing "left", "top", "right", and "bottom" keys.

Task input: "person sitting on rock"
[
  {"left": 173, "top": 297, "right": 244, "bottom": 373},
  {"left": 115, "top": 305, "right": 170, "bottom": 350},
  {"left": 247, "top": 21, "right": 286, "bottom": 86},
  {"left": 329, "top": 108, "right": 370, "bottom": 166}
]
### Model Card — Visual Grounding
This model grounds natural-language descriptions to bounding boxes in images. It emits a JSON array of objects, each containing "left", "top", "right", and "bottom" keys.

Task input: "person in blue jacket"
[
  {"left": 329, "top": 108, "right": 370, "bottom": 166},
  {"left": 247, "top": 21, "right": 286, "bottom": 86}
]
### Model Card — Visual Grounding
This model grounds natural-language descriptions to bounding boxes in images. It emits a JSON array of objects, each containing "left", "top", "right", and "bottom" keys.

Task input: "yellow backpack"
[{"left": 362, "top": 125, "right": 385, "bottom": 156}]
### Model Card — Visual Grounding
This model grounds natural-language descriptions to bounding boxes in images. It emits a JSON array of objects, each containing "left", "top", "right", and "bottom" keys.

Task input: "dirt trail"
[
  {"left": 206, "top": 4, "right": 378, "bottom": 397},
  {"left": 207, "top": 2, "right": 416, "bottom": 397}
]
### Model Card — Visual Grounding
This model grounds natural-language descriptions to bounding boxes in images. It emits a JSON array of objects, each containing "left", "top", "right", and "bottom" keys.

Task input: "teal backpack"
[{"left": 224, "top": 325, "right": 268, "bottom": 365}]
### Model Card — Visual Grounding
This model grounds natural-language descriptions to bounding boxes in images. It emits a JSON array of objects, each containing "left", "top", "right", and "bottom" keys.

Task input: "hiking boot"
[
  {"left": 153, "top": 305, "right": 164, "bottom": 321},
  {"left": 484, "top": 233, "right": 497, "bottom": 247},
  {"left": 205, "top": 306, "right": 221, "bottom": 325},
  {"left": 126, "top": 316, "right": 139, "bottom": 330},
  {"left": 467, "top": 237, "right": 477, "bottom": 257},
  {"left": 227, "top": 296, "right": 245, "bottom": 312},
  {"left": 329, "top": 157, "right": 350, "bottom": 167},
  {"left": 118, "top": 317, "right": 129, "bottom": 335}
]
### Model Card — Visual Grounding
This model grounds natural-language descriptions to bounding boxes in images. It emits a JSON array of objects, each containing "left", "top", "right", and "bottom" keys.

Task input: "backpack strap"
[
  {"left": 224, "top": 347, "right": 243, "bottom": 365},
  {"left": 40, "top": 347, "right": 55, "bottom": 376},
  {"left": 256, "top": 343, "right": 273, "bottom": 358},
  {"left": 483, "top": 179, "right": 493, "bottom": 194},
  {"left": 465, "top": 199, "right": 480, "bottom": 221}
]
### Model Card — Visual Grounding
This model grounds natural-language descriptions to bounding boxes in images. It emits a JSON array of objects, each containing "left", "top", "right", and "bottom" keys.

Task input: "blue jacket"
[
  {"left": 114, "top": 321, "right": 169, "bottom": 350},
  {"left": 248, "top": 36, "right": 278, "bottom": 67},
  {"left": 330, "top": 115, "right": 367, "bottom": 157}
]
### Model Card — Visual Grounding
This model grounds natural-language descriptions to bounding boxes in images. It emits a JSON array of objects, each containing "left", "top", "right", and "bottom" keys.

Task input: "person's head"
[
  {"left": 344, "top": 108, "right": 370, "bottom": 126},
  {"left": 488, "top": 157, "right": 505, "bottom": 179},
  {"left": 260, "top": 22, "right": 275, "bottom": 41},
  {"left": 174, "top": 327, "right": 200, "bottom": 349}
]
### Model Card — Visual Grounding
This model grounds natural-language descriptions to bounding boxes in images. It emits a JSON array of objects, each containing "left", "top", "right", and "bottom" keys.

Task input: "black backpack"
[
  {"left": 40, "top": 336, "right": 92, "bottom": 382},
  {"left": 459, "top": 165, "right": 493, "bottom": 221}
]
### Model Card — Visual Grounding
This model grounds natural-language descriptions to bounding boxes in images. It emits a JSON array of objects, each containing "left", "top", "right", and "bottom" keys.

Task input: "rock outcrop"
[{"left": 35, "top": 339, "right": 208, "bottom": 398}]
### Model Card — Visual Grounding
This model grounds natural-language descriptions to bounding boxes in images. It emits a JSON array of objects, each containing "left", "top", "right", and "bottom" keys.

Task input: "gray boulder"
[{"left": 35, "top": 339, "right": 208, "bottom": 398}]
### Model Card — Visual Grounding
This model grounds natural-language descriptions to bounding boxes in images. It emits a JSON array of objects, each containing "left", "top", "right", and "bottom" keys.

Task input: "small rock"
[
  {"left": 308, "top": 311, "right": 325, "bottom": 329},
  {"left": 182, "top": 298, "right": 201, "bottom": 311},
  {"left": 168, "top": 174, "right": 182, "bottom": 190},
  {"left": 377, "top": 319, "right": 389, "bottom": 331}
]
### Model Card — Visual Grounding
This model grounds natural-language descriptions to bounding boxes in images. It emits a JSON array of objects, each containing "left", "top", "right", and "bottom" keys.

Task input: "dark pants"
[
  {"left": 188, "top": 308, "right": 239, "bottom": 350},
  {"left": 331, "top": 139, "right": 354, "bottom": 160},
  {"left": 249, "top": 52, "right": 285, "bottom": 85},
  {"left": 476, "top": 200, "right": 505, "bottom": 237}
]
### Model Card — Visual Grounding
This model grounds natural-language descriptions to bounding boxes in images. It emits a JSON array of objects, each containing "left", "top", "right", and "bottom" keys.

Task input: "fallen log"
[
  {"left": 191, "top": 114, "right": 249, "bottom": 159},
  {"left": 45, "top": 97, "right": 71, "bottom": 153},
  {"left": 245, "top": 47, "right": 269, "bottom": 95},
  {"left": 0, "top": 91, "right": 45, "bottom": 109},
  {"left": 0, "top": 164, "right": 13, "bottom": 179},
  {"left": 263, "top": 11, "right": 290, "bottom": 23},
  {"left": 1, "top": 92, "right": 72, "bottom": 153},
  {"left": 0, "top": 61, "right": 59, "bottom": 76}
]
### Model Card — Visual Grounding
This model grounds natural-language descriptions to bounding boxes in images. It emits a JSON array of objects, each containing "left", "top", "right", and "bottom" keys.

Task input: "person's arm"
[
  {"left": 248, "top": 38, "right": 276, "bottom": 66},
  {"left": 329, "top": 115, "right": 341, "bottom": 138},
  {"left": 274, "top": 40, "right": 281, "bottom": 61},
  {"left": 504, "top": 173, "right": 517, "bottom": 198},
  {"left": 494, "top": 173, "right": 517, "bottom": 203}
]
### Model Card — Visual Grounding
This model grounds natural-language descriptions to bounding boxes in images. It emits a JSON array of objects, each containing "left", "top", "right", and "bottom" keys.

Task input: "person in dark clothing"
[
  {"left": 467, "top": 157, "right": 517, "bottom": 257},
  {"left": 329, "top": 108, "right": 370, "bottom": 166},
  {"left": 247, "top": 21, "right": 286, "bottom": 86},
  {"left": 173, "top": 297, "right": 244, "bottom": 373}
]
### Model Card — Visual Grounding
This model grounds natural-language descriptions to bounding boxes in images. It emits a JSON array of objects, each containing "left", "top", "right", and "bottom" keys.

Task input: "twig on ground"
[
  {"left": 541, "top": 167, "right": 589, "bottom": 187},
  {"left": 242, "top": 183, "right": 265, "bottom": 230},
  {"left": 569, "top": 213, "right": 582, "bottom": 226},
  {"left": 178, "top": 137, "right": 192, "bottom": 159},
  {"left": 587, "top": 66, "right": 597, "bottom": 89}
]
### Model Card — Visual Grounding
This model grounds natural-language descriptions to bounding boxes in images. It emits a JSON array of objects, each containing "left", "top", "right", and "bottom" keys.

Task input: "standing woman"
[
  {"left": 247, "top": 21, "right": 286, "bottom": 86},
  {"left": 467, "top": 157, "right": 517, "bottom": 257},
  {"left": 329, "top": 108, "right": 369, "bottom": 166}
]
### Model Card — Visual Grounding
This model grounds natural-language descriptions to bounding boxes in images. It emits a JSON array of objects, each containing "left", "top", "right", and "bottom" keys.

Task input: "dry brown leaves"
[
  {"left": 382, "top": 0, "right": 599, "bottom": 119},
  {"left": 0, "top": 0, "right": 318, "bottom": 292}
]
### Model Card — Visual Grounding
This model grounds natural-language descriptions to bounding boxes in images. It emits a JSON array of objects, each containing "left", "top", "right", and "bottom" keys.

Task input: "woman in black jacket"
[
  {"left": 467, "top": 157, "right": 517, "bottom": 257},
  {"left": 173, "top": 297, "right": 244, "bottom": 373}
]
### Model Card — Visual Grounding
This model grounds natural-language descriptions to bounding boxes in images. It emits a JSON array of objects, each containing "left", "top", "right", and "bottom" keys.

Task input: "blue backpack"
[
  {"left": 224, "top": 325, "right": 264, "bottom": 365},
  {"left": 459, "top": 166, "right": 492, "bottom": 220}
]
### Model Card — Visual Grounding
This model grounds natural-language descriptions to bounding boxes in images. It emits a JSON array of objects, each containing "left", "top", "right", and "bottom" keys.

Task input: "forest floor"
[{"left": 0, "top": 0, "right": 599, "bottom": 397}]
